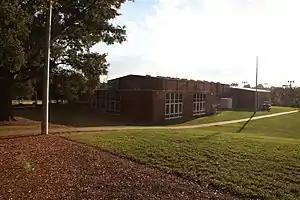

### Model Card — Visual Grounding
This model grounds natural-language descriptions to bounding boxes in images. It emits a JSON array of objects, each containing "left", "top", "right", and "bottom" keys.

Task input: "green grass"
[
  {"left": 12, "top": 105, "right": 295, "bottom": 128},
  {"left": 12, "top": 105, "right": 124, "bottom": 127},
  {"left": 68, "top": 112, "right": 300, "bottom": 200},
  {"left": 176, "top": 106, "right": 296, "bottom": 126}
]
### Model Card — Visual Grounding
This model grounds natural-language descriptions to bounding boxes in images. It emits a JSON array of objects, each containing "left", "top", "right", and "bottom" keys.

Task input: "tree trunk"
[{"left": 0, "top": 68, "right": 13, "bottom": 121}]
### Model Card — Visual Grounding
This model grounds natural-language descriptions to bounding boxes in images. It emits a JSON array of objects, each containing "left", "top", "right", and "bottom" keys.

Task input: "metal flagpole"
[
  {"left": 42, "top": 0, "right": 52, "bottom": 135},
  {"left": 255, "top": 56, "right": 258, "bottom": 112}
]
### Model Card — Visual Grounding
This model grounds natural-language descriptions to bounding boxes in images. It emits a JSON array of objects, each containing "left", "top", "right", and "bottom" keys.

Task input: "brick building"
[
  {"left": 227, "top": 87, "right": 271, "bottom": 110},
  {"left": 93, "top": 75, "right": 230, "bottom": 123}
]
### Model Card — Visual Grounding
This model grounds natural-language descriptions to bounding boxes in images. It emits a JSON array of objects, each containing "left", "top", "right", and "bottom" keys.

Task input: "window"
[
  {"left": 193, "top": 93, "right": 206, "bottom": 116},
  {"left": 107, "top": 96, "right": 121, "bottom": 113},
  {"left": 101, "top": 92, "right": 121, "bottom": 114},
  {"left": 165, "top": 93, "right": 183, "bottom": 120}
]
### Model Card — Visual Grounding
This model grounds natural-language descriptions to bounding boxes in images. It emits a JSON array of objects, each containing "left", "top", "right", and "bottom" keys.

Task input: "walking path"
[
  {"left": 72, "top": 110, "right": 298, "bottom": 132},
  {"left": 1, "top": 110, "right": 298, "bottom": 138}
]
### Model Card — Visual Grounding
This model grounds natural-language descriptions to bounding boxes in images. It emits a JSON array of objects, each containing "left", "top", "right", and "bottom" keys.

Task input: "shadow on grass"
[
  {"left": 12, "top": 104, "right": 213, "bottom": 128},
  {"left": 13, "top": 104, "right": 128, "bottom": 127},
  {"left": 123, "top": 117, "right": 203, "bottom": 127},
  {"left": 235, "top": 112, "right": 256, "bottom": 133},
  {"left": 13, "top": 104, "right": 259, "bottom": 129}
]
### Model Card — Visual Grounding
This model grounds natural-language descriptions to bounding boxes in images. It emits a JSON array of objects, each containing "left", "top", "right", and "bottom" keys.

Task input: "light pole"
[
  {"left": 288, "top": 80, "right": 294, "bottom": 88},
  {"left": 255, "top": 56, "right": 258, "bottom": 112},
  {"left": 42, "top": 0, "right": 52, "bottom": 135}
]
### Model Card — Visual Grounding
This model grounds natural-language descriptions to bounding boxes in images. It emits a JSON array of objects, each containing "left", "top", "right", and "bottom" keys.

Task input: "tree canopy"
[
  {"left": 1, "top": 0, "right": 127, "bottom": 79},
  {"left": 0, "top": 0, "right": 130, "bottom": 120},
  {"left": 243, "top": 84, "right": 251, "bottom": 88},
  {"left": 230, "top": 83, "right": 239, "bottom": 87},
  {"left": 270, "top": 87, "right": 300, "bottom": 107}
]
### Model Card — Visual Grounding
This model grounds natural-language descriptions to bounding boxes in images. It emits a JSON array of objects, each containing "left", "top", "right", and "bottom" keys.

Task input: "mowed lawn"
[
  {"left": 68, "top": 112, "right": 300, "bottom": 200},
  {"left": 176, "top": 106, "right": 296, "bottom": 126}
]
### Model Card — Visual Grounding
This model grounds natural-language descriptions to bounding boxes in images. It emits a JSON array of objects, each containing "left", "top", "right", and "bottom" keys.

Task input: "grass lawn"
[
  {"left": 176, "top": 106, "right": 296, "bottom": 126},
  {"left": 11, "top": 105, "right": 295, "bottom": 128},
  {"left": 68, "top": 112, "right": 300, "bottom": 200}
]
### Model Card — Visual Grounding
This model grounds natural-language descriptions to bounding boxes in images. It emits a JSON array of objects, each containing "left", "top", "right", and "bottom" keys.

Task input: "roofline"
[
  {"left": 107, "top": 74, "right": 230, "bottom": 85},
  {"left": 230, "top": 86, "right": 271, "bottom": 93}
]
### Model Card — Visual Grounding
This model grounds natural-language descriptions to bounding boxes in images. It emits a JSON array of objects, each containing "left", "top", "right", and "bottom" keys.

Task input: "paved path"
[
  {"left": 1, "top": 110, "right": 298, "bottom": 138},
  {"left": 72, "top": 110, "right": 298, "bottom": 132}
]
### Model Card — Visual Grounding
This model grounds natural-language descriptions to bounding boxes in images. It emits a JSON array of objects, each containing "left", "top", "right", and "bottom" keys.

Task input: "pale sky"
[{"left": 92, "top": 0, "right": 300, "bottom": 87}]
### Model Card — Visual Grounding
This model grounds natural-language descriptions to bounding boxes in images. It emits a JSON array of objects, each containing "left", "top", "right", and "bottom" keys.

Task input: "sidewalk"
[
  {"left": 1, "top": 110, "right": 298, "bottom": 138},
  {"left": 73, "top": 110, "right": 298, "bottom": 132}
]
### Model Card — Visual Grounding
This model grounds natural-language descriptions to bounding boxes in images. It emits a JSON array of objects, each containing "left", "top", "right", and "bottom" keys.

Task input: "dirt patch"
[
  {"left": 0, "top": 117, "right": 70, "bottom": 138},
  {"left": 0, "top": 135, "right": 236, "bottom": 200},
  {"left": 0, "top": 117, "right": 39, "bottom": 126}
]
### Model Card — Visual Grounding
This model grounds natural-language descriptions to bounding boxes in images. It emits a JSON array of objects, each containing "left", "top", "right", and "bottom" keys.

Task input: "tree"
[
  {"left": 244, "top": 84, "right": 251, "bottom": 88},
  {"left": 0, "top": 1, "right": 31, "bottom": 120},
  {"left": 14, "top": 80, "right": 35, "bottom": 100},
  {"left": 50, "top": 68, "right": 88, "bottom": 103},
  {"left": 256, "top": 84, "right": 264, "bottom": 89},
  {"left": 0, "top": 0, "right": 129, "bottom": 121},
  {"left": 270, "top": 86, "right": 300, "bottom": 107}
]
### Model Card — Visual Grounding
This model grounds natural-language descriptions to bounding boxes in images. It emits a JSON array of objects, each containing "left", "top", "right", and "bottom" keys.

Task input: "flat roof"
[
  {"left": 230, "top": 86, "right": 270, "bottom": 93},
  {"left": 108, "top": 74, "right": 230, "bottom": 85}
]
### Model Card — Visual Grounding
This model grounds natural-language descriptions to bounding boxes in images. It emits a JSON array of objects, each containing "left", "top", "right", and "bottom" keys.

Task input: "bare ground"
[{"left": 0, "top": 135, "right": 236, "bottom": 200}]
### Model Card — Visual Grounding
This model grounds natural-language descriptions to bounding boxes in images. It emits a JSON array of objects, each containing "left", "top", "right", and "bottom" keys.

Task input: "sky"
[{"left": 92, "top": 0, "right": 300, "bottom": 87}]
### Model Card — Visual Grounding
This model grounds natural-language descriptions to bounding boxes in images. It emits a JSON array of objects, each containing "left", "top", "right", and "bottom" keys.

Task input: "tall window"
[
  {"left": 106, "top": 96, "right": 121, "bottom": 113},
  {"left": 101, "top": 92, "right": 121, "bottom": 114},
  {"left": 165, "top": 93, "right": 183, "bottom": 120},
  {"left": 193, "top": 93, "right": 205, "bottom": 116}
]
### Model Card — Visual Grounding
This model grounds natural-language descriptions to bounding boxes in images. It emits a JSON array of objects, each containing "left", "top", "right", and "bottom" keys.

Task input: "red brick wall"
[
  {"left": 199, "top": 81, "right": 205, "bottom": 91},
  {"left": 182, "top": 92, "right": 194, "bottom": 119},
  {"left": 152, "top": 91, "right": 166, "bottom": 122},
  {"left": 219, "top": 84, "right": 230, "bottom": 97},
  {"left": 120, "top": 90, "right": 154, "bottom": 122},
  {"left": 118, "top": 75, "right": 163, "bottom": 90},
  {"left": 187, "top": 81, "right": 197, "bottom": 91},
  {"left": 177, "top": 80, "right": 189, "bottom": 91},
  {"left": 111, "top": 75, "right": 229, "bottom": 95},
  {"left": 164, "top": 79, "right": 178, "bottom": 90}
]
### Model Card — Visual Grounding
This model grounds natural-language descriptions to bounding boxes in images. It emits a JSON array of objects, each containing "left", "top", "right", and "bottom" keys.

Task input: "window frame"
[
  {"left": 165, "top": 92, "right": 183, "bottom": 120},
  {"left": 102, "top": 93, "right": 121, "bottom": 114},
  {"left": 193, "top": 92, "right": 206, "bottom": 116}
]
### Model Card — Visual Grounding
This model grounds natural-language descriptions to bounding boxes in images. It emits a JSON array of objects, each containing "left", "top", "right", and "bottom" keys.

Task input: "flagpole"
[{"left": 42, "top": 0, "right": 52, "bottom": 135}]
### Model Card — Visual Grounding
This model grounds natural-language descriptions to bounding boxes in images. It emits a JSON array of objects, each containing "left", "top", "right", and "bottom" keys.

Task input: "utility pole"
[
  {"left": 288, "top": 80, "right": 294, "bottom": 88},
  {"left": 255, "top": 56, "right": 258, "bottom": 112},
  {"left": 42, "top": 0, "right": 52, "bottom": 135}
]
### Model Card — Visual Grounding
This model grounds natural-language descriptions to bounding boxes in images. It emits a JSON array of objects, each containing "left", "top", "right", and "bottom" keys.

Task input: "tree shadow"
[
  {"left": 12, "top": 104, "right": 216, "bottom": 128},
  {"left": 13, "top": 104, "right": 129, "bottom": 127},
  {"left": 235, "top": 112, "right": 256, "bottom": 133},
  {"left": 123, "top": 117, "right": 205, "bottom": 127},
  {"left": 13, "top": 104, "right": 256, "bottom": 129}
]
